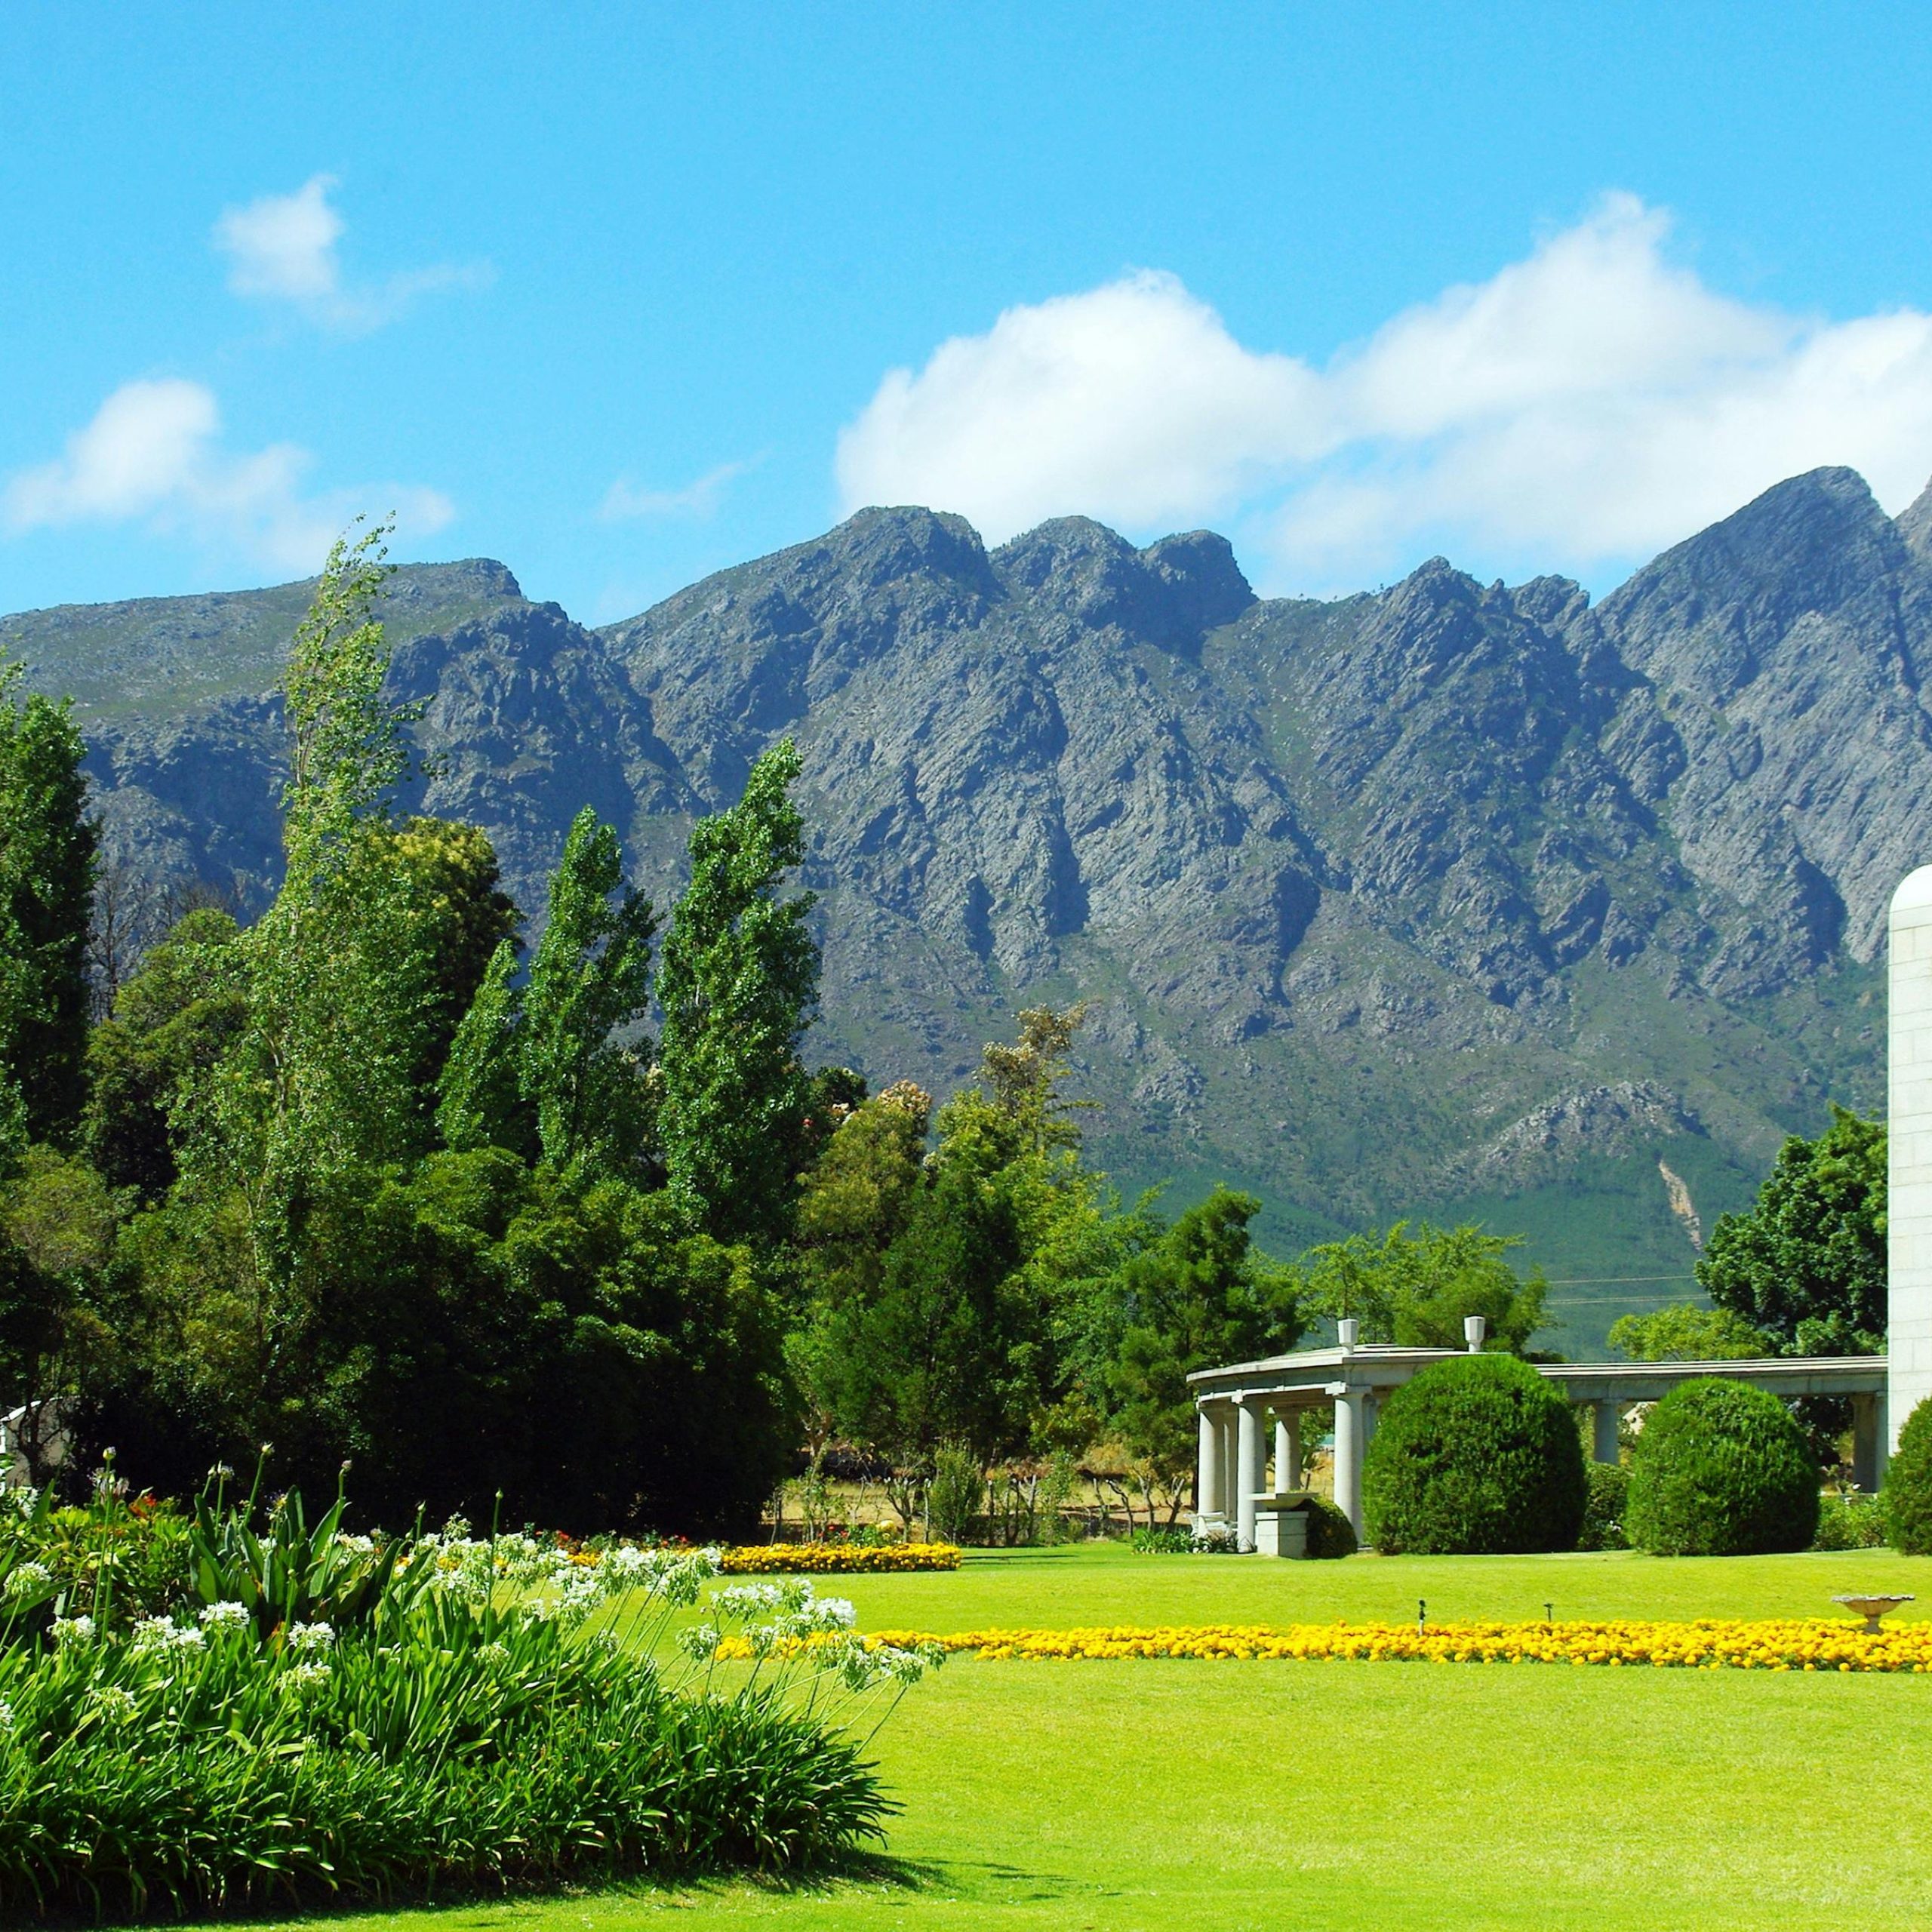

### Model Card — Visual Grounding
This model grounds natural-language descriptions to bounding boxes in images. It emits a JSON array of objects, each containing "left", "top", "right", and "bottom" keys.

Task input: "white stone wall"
[{"left": 1890, "top": 867, "right": 1932, "bottom": 1447}]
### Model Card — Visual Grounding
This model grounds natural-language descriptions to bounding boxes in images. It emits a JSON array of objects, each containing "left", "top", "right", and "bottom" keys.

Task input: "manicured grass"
[
  {"left": 753, "top": 1536, "right": 1932, "bottom": 1632},
  {"left": 218, "top": 1545, "right": 1932, "bottom": 1932}
]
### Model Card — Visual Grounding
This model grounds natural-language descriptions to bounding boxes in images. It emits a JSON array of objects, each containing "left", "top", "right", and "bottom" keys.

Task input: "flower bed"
[
  {"left": 0, "top": 1485, "right": 937, "bottom": 1919},
  {"left": 718, "top": 1543, "right": 961, "bottom": 1574},
  {"left": 857, "top": 1617, "right": 1932, "bottom": 1672}
]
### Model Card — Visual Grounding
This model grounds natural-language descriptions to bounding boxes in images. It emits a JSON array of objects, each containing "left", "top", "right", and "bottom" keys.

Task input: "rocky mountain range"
[{"left": 7, "top": 463, "right": 1925, "bottom": 1350}]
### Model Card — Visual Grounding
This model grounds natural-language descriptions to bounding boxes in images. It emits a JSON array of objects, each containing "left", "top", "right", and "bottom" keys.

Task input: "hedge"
[
  {"left": 1884, "top": 1395, "right": 1932, "bottom": 1555},
  {"left": 1623, "top": 1377, "right": 1819, "bottom": 1555},
  {"left": 1361, "top": 1352, "right": 1586, "bottom": 1554}
]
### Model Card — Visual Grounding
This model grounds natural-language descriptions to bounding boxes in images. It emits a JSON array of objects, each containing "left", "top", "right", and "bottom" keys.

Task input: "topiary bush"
[
  {"left": 1574, "top": 1460, "right": 1629, "bottom": 1551},
  {"left": 1361, "top": 1353, "right": 1587, "bottom": 1555},
  {"left": 1884, "top": 1396, "right": 1932, "bottom": 1555},
  {"left": 1302, "top": 1494, "right": 1357, "bottom": 1559},
  {"left": 1623, "top": 1377, "right": 1820, "bottom": 1555}
]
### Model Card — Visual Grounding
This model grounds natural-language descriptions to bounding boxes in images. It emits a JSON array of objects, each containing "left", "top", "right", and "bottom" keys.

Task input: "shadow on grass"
[{"left": 128, "top": 1850, "right": 1101, "bottom": 1931}]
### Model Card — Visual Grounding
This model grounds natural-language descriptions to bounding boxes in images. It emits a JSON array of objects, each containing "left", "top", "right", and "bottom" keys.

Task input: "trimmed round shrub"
[
  {"left": 1302, "top": 1494, "right": 1357, "bottom": 1559},
  {"left": 1361, "top": 1353, "right": 1587, "bottom": 1555},
  {"left": 1884, "top": 1396, "right": 1932, "bottom": 1555},
  {"left": 1623, "top": 1377, "right": 1820, "bottom": 1555},
  {"left": 1575, "top": 1460, "right": 1630, "bottom": 1551}
]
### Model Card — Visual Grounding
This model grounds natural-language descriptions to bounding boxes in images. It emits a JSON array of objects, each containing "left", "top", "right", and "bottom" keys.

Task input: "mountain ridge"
[{"left": 7, "top": 468, "right": 1923, "bottom": 1349}]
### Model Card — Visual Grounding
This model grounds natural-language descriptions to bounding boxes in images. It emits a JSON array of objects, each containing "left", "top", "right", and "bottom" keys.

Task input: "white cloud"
[
  {"left": 213, "top": 175, "right": 488, "bottom": 333},
  {"left": 600, "top": 457, "right": 755, "bottom": 521},
  {"left": 838, "top": 273, "right": 1320, "bottom": 540},
  {"left": 5, "top": 377, "right": 454, "bottom": 572},
  {"left": 835, "top": 195, "right": 1932, "bottom": 589}
]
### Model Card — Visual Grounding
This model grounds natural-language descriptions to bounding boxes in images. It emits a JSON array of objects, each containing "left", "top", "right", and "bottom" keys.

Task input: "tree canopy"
[
  {"left": 1294, "top": 1220, "right": 1550, "bottom": 1355},
  {"left": 1697, "top": 1105, "right": 1884, "bottom": 1356}
]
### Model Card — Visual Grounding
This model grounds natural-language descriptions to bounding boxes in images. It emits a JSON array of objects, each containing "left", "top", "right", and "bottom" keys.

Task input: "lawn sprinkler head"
[{"left": 1832, "top": 1593, "right": 1915, "bottom": 1635}]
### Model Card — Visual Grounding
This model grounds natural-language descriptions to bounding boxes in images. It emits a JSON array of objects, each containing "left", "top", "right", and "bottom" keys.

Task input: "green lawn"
[{"left": 239, "top": 1544, "right": 1932, "bottom": 1932}]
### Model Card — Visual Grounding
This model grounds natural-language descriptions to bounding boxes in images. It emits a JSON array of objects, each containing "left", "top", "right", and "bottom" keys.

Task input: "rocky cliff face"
[{"left": 9, "top": 468, "right": 1924, "bottom": 1346}]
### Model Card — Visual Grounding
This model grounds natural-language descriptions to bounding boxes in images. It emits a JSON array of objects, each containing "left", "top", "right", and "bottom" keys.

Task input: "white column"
[
  {"left": 1333, "top": 1389, "right": 1365, "bottom": 1540},
  {"left": 1592, "top": 1400, "right": 1620, "bottom": 1465},
  {"left": 1890, "top": 868, "right": 1932, "bottom": 1450},
  {"left": 1274, "top": 1413, "right": 1300, "bottom": 1494},
  {"left": 1195, "top": 1406, "right": 1220, "bottom": 1520},
  {"left": 1853, "top": 1392, "right": 1887, "bottom": 1493},
  {"left": 1236, "top": 1401, "right": 1263, "bottom": 1550}
]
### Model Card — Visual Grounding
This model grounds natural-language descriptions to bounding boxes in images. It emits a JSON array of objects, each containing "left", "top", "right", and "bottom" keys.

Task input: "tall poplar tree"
[
  {"left": 0, "top": 661, "right": 97, "bottom": 1148},
  {"left": 182, "top": 520, "right": 435, "bottom": 1302},
  {"left": 657, "top": 740, "right": 819, "bottom": 1247},
  {"left": 517, "top": 806, "right": 654, "bottom": 1174}
]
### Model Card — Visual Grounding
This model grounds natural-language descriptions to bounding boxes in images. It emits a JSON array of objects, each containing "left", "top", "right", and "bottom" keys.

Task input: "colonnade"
[
  {"left": 1193, "top": 1371, "right": 1890, "bottom": 1551},
  {"left": 1194, "top": 1386, "right": 1380, "bottom": 1548}
]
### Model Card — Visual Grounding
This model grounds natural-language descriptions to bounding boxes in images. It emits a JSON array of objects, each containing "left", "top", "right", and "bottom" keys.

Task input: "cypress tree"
[
  {"left": 517, "top": 807, "right": 654, "bottom": 1175},
  {"left": 0, "top": 662, "right": 97, "bottom": 1146},
  {"left": 657, "top": 740, "right": 820, "bottom": 1247},
  {"left": 437, "top": 938, "right": 531, "bottom": 1157}
]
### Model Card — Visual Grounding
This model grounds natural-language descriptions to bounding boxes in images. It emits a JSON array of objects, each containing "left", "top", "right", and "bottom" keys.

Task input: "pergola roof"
[{"left": 1187, "top": 1346, "right": 1885, "bottom": 1406}]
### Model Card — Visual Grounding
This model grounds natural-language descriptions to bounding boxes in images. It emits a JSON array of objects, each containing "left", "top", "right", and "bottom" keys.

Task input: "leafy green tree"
[
  {"left": 188, "top": 524, "right": 431, "bottom": 1175},
  {"left": 657, "top": 740, "right": 819, "bottom": 1247},
  {"left": 980, "top": 1003, "right": 1091, "bottom": 1152},
  {"left": 380, "top": 816, "right": 521, "bottom": 1100},
  {"left": 1607, "top": 1302, "right": 1770, "bottom": 1362},
  {"left": 1296, "top": 1220, "right": 1550, "bottom": 1355},
  {"left": 787, "top": 1081, "right": 931, "bottom": 1447},
  {"left": 517, "top": 807, "right": 654, "bottom": 1176},
  {"left": 166, "top": 521, "right": 451, "bottom": 1432},
  {"left": 820, "top": 1156, "right": 1031, "bottom": 1466},
  {"left": 0, "top": 1146, "right": 129, "bottom": 1481},
  {"left": 1104, "top": 1189, "right": 1301, "bottom": 1497},
  {"left": 82, "top": 910, "right": 248, "bottom": 1198},
  {"left": 91, "top": 1150, "right": 789, "bottom": 1531},
  {"left": 435, "top": 938, "right": 529, "bottom": 1157},
  {"left": 0, "top": 661, "right": 97, "bottom": 1144},
  {"left": 1698, "top": 1105, "right": 1885, "bottom": 1355}
]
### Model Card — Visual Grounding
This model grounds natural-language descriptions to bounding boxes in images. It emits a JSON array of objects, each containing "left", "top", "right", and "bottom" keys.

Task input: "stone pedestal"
[{"left": 1253, "top": 1495, "right": 1311, "bottom": 1558}]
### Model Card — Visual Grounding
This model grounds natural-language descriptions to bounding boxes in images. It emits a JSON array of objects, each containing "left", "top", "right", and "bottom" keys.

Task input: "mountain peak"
[
  {"left": 992, "top": 518, "right": 1254, "bottom": 648},
  {"left": 1897, "top": 475, "right": 1932, "bottom": 562}
]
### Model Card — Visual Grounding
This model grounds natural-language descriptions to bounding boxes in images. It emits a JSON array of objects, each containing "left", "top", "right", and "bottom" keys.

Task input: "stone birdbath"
[{"left": 1832, "top": 1593, "right": 1915, "bottom": 1634}]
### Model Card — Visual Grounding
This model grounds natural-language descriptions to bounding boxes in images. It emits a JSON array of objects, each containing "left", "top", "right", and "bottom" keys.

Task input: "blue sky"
[{"left": 5, "top": 3, "right": 1932, "bottom": 622}]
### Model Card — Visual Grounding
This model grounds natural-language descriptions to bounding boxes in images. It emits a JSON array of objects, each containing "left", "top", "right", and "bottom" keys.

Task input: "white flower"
[
  {"left": 4, "top": 1562, "right": 52, "bottom": 1597},
  {"left": 677, "top": 1623, "right": 721, "bottom": 1660},
  {"left": 334, "top": 1532, "right": 375, "bottom": 1555},
  {"left": 479, "top": 1641, "right": 510, "bottom": 1665},
  {"left": 132, "top": 1614, "right": 208, "bottom": 1654},
  {"left": 51, "top": 1614, "right": 94, "bottom": 1647},
  {"left": 88, "top": 1685, "right": 137, "bottom": 1721},
  {"left": 715, "top": 1583, "right": 787, "bottom": 1617},
  {"left": 0, "top": 1700, "right": 13, "bottom": 1730},
  {"left": 198, "top": 1600, "right": 251, "bottom": 1631},
  {"left": 285, "top": 1620, "right": 334, "bottom": 1655},
  {"left": 281, "top": 1660, "right": 331, "bottom": 1692}
]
